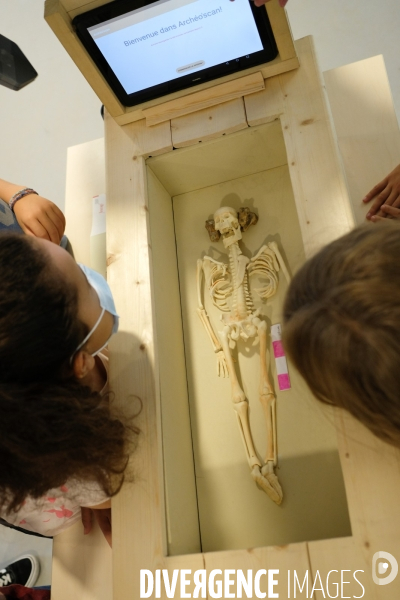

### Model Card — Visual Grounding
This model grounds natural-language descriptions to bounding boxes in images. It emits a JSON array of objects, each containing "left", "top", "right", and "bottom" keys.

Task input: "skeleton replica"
[{"left": 196, "top": 207, "right": 290, "bottom": 505}]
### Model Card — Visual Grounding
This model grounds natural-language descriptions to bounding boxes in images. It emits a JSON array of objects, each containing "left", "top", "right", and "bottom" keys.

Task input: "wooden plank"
[
  {"left": 308, "top": 537, "right": 376, "bottom": 600},
  {"left": 278, "top": 36, "right": 354, "bottom": 258},
  {"left": 171, "top": 98, "right": 248, "bottom": 148},
  {"left": 105, "top": 111, "right": 164, "bottom": 599},
  {"left": 123, "top": 118, "right": 172, "bottom": 158},
  {"left": 324, "top": 55, "right": 400, "bottom": 225},
  {"left": 146, "top": 168, "right": 201, "bottom": 556},
  {"left": 204, "top": 544, "right": 312, "bottom": 599},
  {"left": 336, "top": 412, "right": 400, "bottom": 552},
  {"left": 44, "top": 0, "right": 124, "bottom": 118},
  {"left": 143, "top": 73, "right": 265, "bottom": 127},
  {"left": 63, "top": 0, "right": 98, "bottom": 11},
  {"left": 244, "top": 75, "right": 285, "bottom": 126},
  {"left": 148, "top": 120, "right": 288, "bottom": 196},
  {"left": 68, "top": 0, "right": 108, "bottom": 18},
  {"left": 112, "top": 56, "right": 299, "bottom": 127},
  {"left": 52, "top": 521, "right": 112, "bottom": 600},
  {"left": 265, "top": 0, "right": 296, "bottom": 62},
  {"left": 105, "top": 112, "right": 205, "bottom": 599},
  {"left": 260, "top": 54, "right": 300, "bottom": 78}
]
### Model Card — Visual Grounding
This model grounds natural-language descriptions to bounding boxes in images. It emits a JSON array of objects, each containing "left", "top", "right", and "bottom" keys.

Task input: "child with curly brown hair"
[
  {"left": 283, "top": 220, "right": 400, "bottom": 448},
  {"left": 0, "top": 220, "right": 137, "bottom": 545}
]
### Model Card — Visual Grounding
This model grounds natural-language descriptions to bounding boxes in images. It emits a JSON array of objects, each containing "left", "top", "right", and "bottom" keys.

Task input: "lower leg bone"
[{"left": 254, "top": 317, "right": 283, "bottom": 505}]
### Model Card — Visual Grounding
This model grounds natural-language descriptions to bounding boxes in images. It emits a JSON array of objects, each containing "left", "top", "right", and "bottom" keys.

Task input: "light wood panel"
[
  {"left": 244, "top": 75, "right": 285, "bottom": 126},
  {"left": 264, "top": 0, "right": 296, "bottom": 62},
  {"left": 52, "top": 138, "right": 111, "bottom": 600},
  {"left": 147, "top": 169, "right": 201, "bottom": 556},
  {"left": 143, "top": 73, "right": 265, "bottom": 127},
  {"left": 123, "top": 118, "right": 172, "bottom": 158},
  {"left": 148, "top": 119, "right": 288, "bottom": 196},
  {"left": 246, "top": 37, "right": 355, "bottom": 258},
  {"left": 324, "top": 55, "right": 400, "bottom": 225},
  {"left": 105, "top": 111, "right": 206, "bottom": 600},
  {"left": 171, "top": 98, "right": 248, "bottom": 148},
  {"left": 204, "top": 543, "right": 312, "bottom": 599},
  {"left": 52, "top": 521, "right": 112, "bottom": 600},
  {"left": 279, "top": 37, "right": 354, "bottom": 257},
  {"left": 308, "top": 537, "right": 374, "bottom": 600}
]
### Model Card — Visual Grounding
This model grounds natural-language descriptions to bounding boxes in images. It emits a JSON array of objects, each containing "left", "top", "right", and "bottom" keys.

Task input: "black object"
[
  {"left": 0, "top": 554, "right": 40, "bottom": 587},
  {"left": 0, "top": 34, "right": 38, "bottom": 91},
  {"left": 73, "top": 0, "right": 278, "bottom": 107}
]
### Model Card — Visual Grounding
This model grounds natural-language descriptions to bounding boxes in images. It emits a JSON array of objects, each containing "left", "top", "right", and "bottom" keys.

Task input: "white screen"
[{"left": 89, "top": 0, "right": 263, "bottom": 95}]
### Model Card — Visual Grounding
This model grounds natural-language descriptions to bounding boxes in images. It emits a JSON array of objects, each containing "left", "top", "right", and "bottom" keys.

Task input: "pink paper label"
[
  {"left": 273, "top": 340, "right": 285, "bottom": 358},
  {"left": 278, "top": 373, "right": 291, "bottom": 391}
]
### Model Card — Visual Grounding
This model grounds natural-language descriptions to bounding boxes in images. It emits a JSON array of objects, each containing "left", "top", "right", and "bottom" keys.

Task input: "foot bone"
[{"left": 251, "top": 464, "right": 283, "bottom": 505}]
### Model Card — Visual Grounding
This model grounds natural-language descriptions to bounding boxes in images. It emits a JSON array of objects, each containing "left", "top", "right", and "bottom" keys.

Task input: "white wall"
[
  {"left": 0, "top": 0, "right": 399, "bottom": 213},
  {"left": 0, "top": 0, "right": 103, "bottom": 211},
  {"left": 286, "top": 0, "right": 400, "bottom": 126}
]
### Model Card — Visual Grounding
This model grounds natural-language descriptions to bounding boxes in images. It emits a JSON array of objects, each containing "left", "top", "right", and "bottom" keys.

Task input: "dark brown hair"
[
  {"left": 0, "top": 234, "right": 138, "bottom": 512},
  {"left": 283, "top": 221, "right": 400, "bottom": 447}
]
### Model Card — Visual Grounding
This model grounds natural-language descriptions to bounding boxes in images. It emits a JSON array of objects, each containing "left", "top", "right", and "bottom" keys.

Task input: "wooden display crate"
[{"left": 102, "top": 37, "right": 400, "bottom": 599}]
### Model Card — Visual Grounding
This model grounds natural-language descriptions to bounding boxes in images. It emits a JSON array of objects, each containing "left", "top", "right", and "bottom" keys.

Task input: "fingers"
[
  {"left": 375, "top": 205, "right": 400, "bottom": 220},
  {"left": 13, "top": 196, "right": 66, "bottom": 244},
  {"left": 94, "top": 508, "right": 112, "bottom": 548},
  {"left": 81, "top": 507, "right": 93, "bottom": 535},
  {"left": 363, "top": 178, "right": 388, "bottom": 205},
  {"left": 20, "top": 220, "right": 51, "bottom": 241},
  {"left": 38, "top": 213, "right": 63, "bottom": 244},
  {"left": 365, "top": 185, "right": 391, "bottom": 219},
  {"left": 50, "top": 206, "right": 66, "bottom": 240}
]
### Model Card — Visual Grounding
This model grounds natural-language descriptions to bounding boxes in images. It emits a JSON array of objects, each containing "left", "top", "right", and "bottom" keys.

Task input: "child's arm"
[{"left": 0, "top": 178, "right": 65, "bottom": 244}]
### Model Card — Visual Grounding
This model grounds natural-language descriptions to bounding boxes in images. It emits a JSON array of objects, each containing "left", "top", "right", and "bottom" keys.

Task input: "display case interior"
[{"left": 146, "top": 120, "right": 352, "bottom": 557}]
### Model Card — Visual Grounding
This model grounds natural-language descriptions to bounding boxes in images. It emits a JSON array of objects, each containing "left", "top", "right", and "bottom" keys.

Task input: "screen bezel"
[{"left": 73, "top": 0, "right": 278, "bottom": 108}]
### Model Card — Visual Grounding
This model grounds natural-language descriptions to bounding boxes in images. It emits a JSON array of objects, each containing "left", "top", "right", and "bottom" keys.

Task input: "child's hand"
[
  {"left": 81, "top": 506, "right": 112, "bottom": 548},
  {"left": 363, "top": 164, "right": 400, "bottom": 221},
  {"left": 370, "top": 204, "right": 400, "bottom": 222},
  {"left": 13, "top": 193, "right": 66, "bottom": 244}
]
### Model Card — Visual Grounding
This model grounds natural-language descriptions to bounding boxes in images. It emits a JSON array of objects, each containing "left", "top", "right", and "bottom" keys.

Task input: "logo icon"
[{"left": 372, "top": 551, "right": 398, "bottom": 585}]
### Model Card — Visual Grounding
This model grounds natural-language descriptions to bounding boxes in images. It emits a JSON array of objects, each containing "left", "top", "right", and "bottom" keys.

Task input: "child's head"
[
  {"left": 283, "top": 221, "right": 400, "bottom": 447},
  {"left": 0, "top": 234, "right": 136, "bottom": 511},
  {"left": 0, "top": 234, "right": 115, "bottom": 383}
]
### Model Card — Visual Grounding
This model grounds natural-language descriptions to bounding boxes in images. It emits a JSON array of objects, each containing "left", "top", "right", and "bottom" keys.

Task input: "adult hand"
[
  {"left": 13, "top": 193, "right": 66, "bottom": 244},
  {"left": 81, "top": 506, "right": 112, "bottom": 548},
  {"left": 363, "top": 164, "right": 400, "bottom": 221},
  {"left": 253, "top": 0, "right": 288, "bottom": 7}
]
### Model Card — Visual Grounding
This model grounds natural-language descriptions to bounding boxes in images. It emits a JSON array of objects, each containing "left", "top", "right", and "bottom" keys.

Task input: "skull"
[
  {"left": 213, "top": 207, "right": 242, "bottom": 247},
  {"left": 205, "top": 219, "right": 221, "bottom": 242}
]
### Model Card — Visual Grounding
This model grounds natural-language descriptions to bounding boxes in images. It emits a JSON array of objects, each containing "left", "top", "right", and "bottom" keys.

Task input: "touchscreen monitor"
[{"left": 74, "top": 0, "right": 278, "bottom": 107}]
